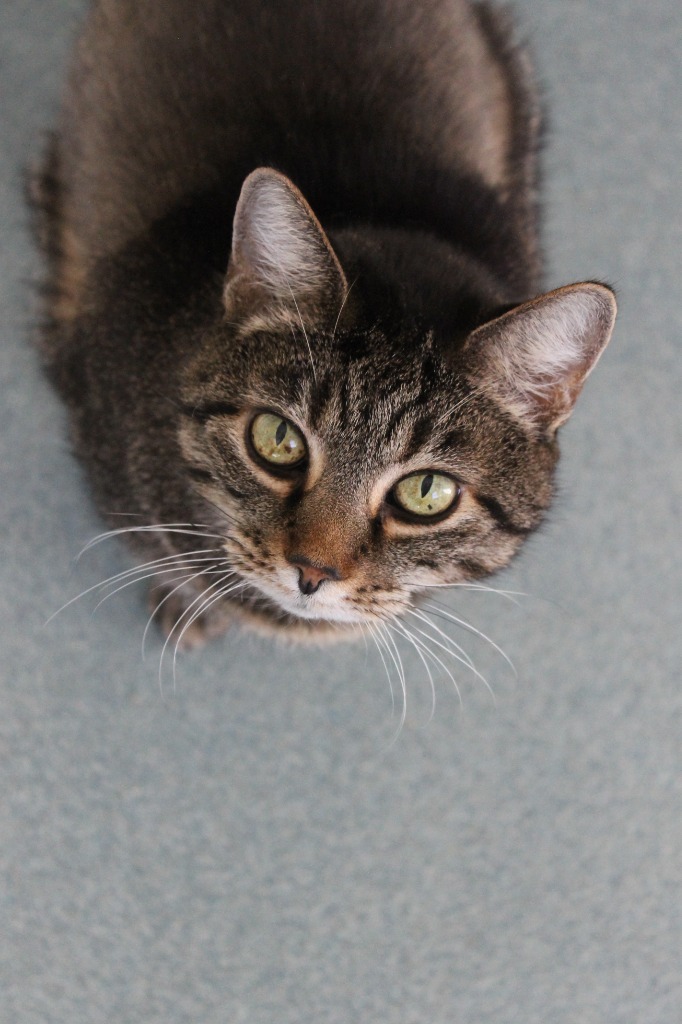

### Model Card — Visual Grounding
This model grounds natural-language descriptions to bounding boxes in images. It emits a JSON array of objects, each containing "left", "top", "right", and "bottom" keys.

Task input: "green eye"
[
  {"left": 392, "top": 471, "right": 459, "bottom": 518},
  {"left": 249, "top": 412, "right": 307, "bottom": 468}
]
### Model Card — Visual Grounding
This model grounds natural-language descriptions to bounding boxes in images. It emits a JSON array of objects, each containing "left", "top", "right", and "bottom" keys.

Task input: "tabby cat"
[{"left": 33, "top": 0, "right": 616, "bottom": 646}]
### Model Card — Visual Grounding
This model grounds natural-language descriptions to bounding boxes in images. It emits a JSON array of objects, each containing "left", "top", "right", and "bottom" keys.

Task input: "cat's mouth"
[
  {"left": 219, "top": 576, "right": 366, "bottom": 641},
  {"left": 231, "top": 566, "right": 383, "bottom": 629},
  {"left": 254, "top": 577, "right": 367, "bottom": 624}
]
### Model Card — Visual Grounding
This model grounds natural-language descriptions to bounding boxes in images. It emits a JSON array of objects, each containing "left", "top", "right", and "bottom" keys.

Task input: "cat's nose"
[{"left": 288, "top": 555, "right": 340, "bottom": 596}]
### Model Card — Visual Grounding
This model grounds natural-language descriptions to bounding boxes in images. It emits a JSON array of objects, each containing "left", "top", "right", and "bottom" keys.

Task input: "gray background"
[{"left": 2, "top": 2, "right": 681, "bottom": 1022}]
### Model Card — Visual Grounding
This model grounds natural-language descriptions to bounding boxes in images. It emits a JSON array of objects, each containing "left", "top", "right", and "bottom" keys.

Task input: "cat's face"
[
  {"left": 175, "top": 169, "right": 615, "bottom": 635},
  {"left": 179, "top": 320, "right": 552, "bottom": 631}
]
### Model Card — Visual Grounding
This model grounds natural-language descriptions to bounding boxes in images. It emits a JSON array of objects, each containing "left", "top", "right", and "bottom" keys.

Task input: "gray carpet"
[{"left": 2, "top": 2, "right": 681, "bottom": 1022}]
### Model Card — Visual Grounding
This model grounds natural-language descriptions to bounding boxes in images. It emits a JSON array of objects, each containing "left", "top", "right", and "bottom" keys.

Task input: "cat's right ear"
[
  {"left": 461, "top": 283, "right": 617, "bottom": 435},
  {"left": 223, "top": 168, "right": 348, "bottom": 326}
]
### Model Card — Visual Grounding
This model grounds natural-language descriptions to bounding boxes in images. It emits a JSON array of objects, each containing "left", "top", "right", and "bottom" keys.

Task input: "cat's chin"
[
  {"left": 200, "top": 585, "right": 361, "bottom": 645},
  {"left": 232, "top": 601, "right": 362, "bottom": 645}
]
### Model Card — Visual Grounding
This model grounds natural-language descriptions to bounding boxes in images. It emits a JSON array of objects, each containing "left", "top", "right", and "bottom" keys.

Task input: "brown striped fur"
[{"left": 32, "top": 0, "right": 616, "bottom": 643}]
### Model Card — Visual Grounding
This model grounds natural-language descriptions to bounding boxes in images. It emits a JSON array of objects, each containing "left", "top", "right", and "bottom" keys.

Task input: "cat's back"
[{"left": 54, "top": 0, "right": 536, "bottom": 265}]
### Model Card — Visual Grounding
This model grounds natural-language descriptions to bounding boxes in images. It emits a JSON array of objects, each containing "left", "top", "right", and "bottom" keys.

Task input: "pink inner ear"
[{"left": 465, "top": 283, "right": 617, "bottom": 432}]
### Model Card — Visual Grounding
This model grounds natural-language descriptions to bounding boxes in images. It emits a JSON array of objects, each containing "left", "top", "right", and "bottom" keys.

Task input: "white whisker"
[
  {"left": 423, "top": 601, "right": 517, "bottom": 678},
  {"left": 367, "top": 623, "right": 396, "bottom": 717},
  {"left": 376, "top": 622, "right": 407, "bottom": 739},
  {"left": 431, "top": 386, "right": 480, "bottom": 432},
  {"left": 413, "top": 581, "right": 526, "bottom": 604},
  {"left": 170, "top": 576, "right": 245, "bottom": 682},
  {"left": 157, "top": 574, "right": 236, "bottom": 692},
  {"left": 410, "top": 608, "right": 496, "bottom": 704},
  {"left": 44, "top": 548, "right": 224, "bottom": 626},
  {"left": 331, "top": 277, "right": 357, "bottom": 343},
  {"left": 408, "top": 608, "right": 478, "bottom": 674},
  {"left": 388, "top": 617, "right": 436, "bottom": 726},
  {"left": 286, "top": 282, "right": 317, "bottom": 386},
  {"left": 142, "top": 564, "right": 233, "bottom": 657},
  {"left": 393, "top": 615, "right": 463, "bottom": 708},
  {"left": 77, "top": 524, "right": 223, "bottom": 558},
  {"left": 92, "top": 559, "right": 229, "bottom": 613}
]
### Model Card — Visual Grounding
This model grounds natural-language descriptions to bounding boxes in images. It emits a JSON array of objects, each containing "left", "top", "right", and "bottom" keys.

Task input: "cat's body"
[{"left": 34, "top": 0, "right": 615, "bottom": 642}]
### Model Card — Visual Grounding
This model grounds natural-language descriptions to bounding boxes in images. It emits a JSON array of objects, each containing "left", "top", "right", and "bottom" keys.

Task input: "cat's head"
[{"left": 178, "top": 169, "right": 616, "bottom": 635}]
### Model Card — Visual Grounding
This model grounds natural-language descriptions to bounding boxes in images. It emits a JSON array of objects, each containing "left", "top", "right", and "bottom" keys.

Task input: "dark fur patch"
[{"left": 476, "top": 493, "right": 533, "bottom": 536}]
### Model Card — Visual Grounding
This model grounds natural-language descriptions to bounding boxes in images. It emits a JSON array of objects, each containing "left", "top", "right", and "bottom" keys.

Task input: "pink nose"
[{"left": 287, "top": 555, "right": 340, "bottom": 596}]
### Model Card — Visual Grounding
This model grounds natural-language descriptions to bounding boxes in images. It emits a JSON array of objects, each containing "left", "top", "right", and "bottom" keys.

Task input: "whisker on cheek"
[
  {"left": 142, "top": 565, "right": 233, "bottom": 657},
  {"left": 367, "top": 622, "right": 396, "bottom": 719},
  {"left": 408, "top": 608, "right": 494, "bottom": 704},
  {"left": 170, "top": 577, "right": 246, "bottom": 680},
  {"left": 77, "top": 523, "right": 225, "bottom": 558},
  {"left": 422, "top": 601, "right": 516, "bottom": 678},
  {"left": 390, "top": 613, "right": 463, "bottom": 710},
  {"left": 387, "top": 617, "right": 436, "bottom": 726},
  {"left": 157, "top": 573, "right": 244, "bottom": 692},
  {"left": 408, "top": 580, "right": 527, "bottom": 604},
  {"left": 45, "top": 547, "right": 226, "bottom": 626},
  {"left": 376, "top": 621, "right": 407, "bottom": 741},
  {"left": 92, "top": 559, "right": 230, "bottom": 613},
  {"left": 408, "top": 608, "right": 479, "bottom": 675}
]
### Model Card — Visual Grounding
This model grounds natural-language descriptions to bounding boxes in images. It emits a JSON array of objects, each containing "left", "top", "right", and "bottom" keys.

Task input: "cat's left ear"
[
  {"left": 462, "top": 283, "right": 617, "bottom": 434},
  {"left": 224, "top": 168, "right": 348, "bottom": 325}
]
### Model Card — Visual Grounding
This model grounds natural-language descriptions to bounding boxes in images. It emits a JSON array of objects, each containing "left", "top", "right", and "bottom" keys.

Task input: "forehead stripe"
[{"left": 477, "top": 493, "right": 532, "bottom": 536}]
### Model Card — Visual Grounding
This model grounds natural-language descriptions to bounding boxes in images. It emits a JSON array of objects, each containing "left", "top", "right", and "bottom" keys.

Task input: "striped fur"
[{"left": 32, "top": 0, "right": 615, "bottom": 642}]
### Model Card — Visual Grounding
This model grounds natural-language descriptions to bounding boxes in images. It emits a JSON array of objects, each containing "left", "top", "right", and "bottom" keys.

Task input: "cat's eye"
[
  {"left": 392, "top": 471, "right": 460, "bottom": 519},
  {"left": 249, "top": 412, "right": 307, "bottom": 469}
]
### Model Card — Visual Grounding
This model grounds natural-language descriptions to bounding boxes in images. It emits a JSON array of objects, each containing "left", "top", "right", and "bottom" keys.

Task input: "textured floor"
[{"left": 2, "top": 2, "right": 681, "bottom": 1022}]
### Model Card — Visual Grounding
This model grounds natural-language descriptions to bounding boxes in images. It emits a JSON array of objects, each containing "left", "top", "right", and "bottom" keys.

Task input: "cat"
[{"left": 32, "top": 0, "right": 616, "bottom": 649}]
